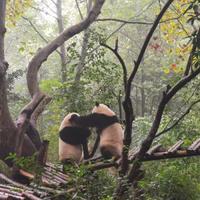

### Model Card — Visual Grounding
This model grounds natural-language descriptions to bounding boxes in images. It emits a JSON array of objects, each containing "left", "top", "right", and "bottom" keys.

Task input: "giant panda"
[
  {"left": 59, "top": 113, "right": 91, "bottom": 164},
  {"left": 92, "top": 103, "right": 124, "bottom": 159},
  {"left": 70, "top": 103, "right": 124, "bottom": 159}
]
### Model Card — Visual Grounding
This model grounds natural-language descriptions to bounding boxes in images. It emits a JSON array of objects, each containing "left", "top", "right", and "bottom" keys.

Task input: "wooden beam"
[
  {"left": 142, "top": 149, "right": 200, "bottom": 161},
  {"left": 147, "top": 144, "right": 162, "bottom": 155},
  {"left": 188, "top": 138, "right": 200, "bottom": 151},
  {"left": 167, "top": 140, "right": 183, "bottom": 153}
]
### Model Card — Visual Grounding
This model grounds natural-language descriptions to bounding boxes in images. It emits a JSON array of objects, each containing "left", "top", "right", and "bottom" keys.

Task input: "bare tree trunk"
[
  {"left": 74, "top": 0, "right": 92, "bottom": 82},
  {"left": 140, "top": 69, "right": 145, "bottom": 117},
  {"left": 0, "top": 1, "right": 36, "bottom": 166},
  {"left": 56, "top": 0, "right": 67, "bottom": 82},
  {"left": 0, "top": 1, "right": 17, "bottom": 163},
  {"left": 135, "top": 86, "right": 139, "bottom": 116}
]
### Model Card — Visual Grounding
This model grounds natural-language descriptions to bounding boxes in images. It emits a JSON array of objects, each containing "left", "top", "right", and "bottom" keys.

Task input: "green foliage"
[
  {"left": 6, "top": 153, "right": 43, "bottom": 175},
  {"left": 141, "top": 159, "right": 200, "bottom": 200},
  {"left": 0, "top": 160, "right": 11, "bottom": 176},
  {"left": 132, "top": 116, "right": 152, "bottom": 147},
  {"left": 6, "top": 0, "right": 33, "bottom": 27},
  {"left": 61, "top": 164, "right": 116, "bottom": 200}
]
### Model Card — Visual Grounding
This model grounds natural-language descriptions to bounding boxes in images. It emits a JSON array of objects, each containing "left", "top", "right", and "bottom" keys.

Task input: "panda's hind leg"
[{"left": 100, "top": 145, "right": 121, "bottom": 160}]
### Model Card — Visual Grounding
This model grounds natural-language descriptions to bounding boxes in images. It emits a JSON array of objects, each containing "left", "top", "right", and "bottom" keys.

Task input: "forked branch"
[
  {"left": 100, "top": 39, "right": 128, "bottom": 90},
  {"left": 156, "top": 99, "right": 200, "bottom": 137}
]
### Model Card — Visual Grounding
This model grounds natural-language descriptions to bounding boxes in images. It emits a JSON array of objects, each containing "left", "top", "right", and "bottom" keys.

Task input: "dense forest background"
[{"left": 0, "top": 0, "right": 200, "bottom": 199}]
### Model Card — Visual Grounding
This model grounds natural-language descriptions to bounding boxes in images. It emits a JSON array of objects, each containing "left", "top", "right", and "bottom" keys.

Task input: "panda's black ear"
[
  {"left": 69, "top": 114, "right": 79, "bottom": 122},
  {"left": 95, "top": 102, "right": 99, "bottom": 107}
]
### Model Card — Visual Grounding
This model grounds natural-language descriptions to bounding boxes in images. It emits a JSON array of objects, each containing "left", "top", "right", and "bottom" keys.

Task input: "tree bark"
[
  {"left": 0, "top": 1, "right": 36, "bottom": 166},
  {"left": 74, "top": 0, "right": 92, "bottom": 82},
  {"left": 56, "top": 0, "right": 67, "bottom": 82},
  {"left": 140, "top": 69, "right": 145, "bottom": 117},
  {"left": 0, "top": 1, "right": 17, "bottom": 162}
]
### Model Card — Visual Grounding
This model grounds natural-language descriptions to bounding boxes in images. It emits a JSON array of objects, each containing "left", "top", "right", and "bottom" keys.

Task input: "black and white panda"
[
  {"left": 70, "top": 103, "right": 124, "bottom": 159},
  {"left": 92, "top": 103, "right": 124, "bottom": 159},
  {"left": 59, "top": 113, "right": 91, "bottom": 164}
]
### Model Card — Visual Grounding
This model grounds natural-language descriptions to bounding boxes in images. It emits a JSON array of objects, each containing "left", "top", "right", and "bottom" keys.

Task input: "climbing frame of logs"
[
  {"left": 0, "top": 163, "right": 70, "bottom": 200},
  {"left": 129, "top": 138, "right": 200, "bottom": 162},
  {"left": 1, "top": 138, "right": 200, "bottom": 199}
]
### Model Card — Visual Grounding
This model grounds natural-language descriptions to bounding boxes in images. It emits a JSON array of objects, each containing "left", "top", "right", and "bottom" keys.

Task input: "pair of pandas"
[{"left": 59, "top": 103, "right": 124, "bottom": 164}]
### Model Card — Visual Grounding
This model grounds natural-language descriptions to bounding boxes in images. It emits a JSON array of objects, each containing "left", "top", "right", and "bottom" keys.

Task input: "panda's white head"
[
  {"left": 60, "top": 112, "right": 80, "bottom": 130},
  {"left": 92, "top": 102, "right": 115, "bottom": 116}
]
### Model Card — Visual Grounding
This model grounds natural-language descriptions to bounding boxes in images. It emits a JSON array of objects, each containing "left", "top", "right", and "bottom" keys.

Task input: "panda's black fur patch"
[
  {"left": 59, "top": 127, "right": 91, "bottom": 145},
  {"left": 70, "top": 113, "right": 119, "bottom": 132}
]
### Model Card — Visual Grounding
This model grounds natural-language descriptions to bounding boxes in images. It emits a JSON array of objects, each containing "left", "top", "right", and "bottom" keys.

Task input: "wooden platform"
[{"left": 129, "top": 138, "right": 200, "bottom": 162}]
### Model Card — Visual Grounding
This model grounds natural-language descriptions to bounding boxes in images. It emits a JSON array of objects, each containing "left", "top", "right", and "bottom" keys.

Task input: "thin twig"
[
  {"left": 22, "top": 16, "right": 61, "bottom": 56},
  {"left": 75, "top": 0, "right": 84, "bottom": 20},
  {"left": 156, "top": 99, "right": 200, "bottom": 137},
  {"left": 100, "top": 39, "right": 128, "bottom": 90},
  {"left": 96, "top": 18, "right": 153, "bottom": 25}
]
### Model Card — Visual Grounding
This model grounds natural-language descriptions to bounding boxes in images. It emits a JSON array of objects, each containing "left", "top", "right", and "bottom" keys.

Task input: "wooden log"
[
  {"left": 0, "top": 193, "right": 9, "bottom": 200},
  {"left": 188, "top": 138, "right": 200, "bottom": 151},
  {"left": 83, "top": 156, "right": 103, "bottom": 164},
  {"left": 0, "top": 174, "right": 30, "bottom": 190},
  {"left": 43, "top": 171, "right": 66, "bottom": 184},
  {"left": 42, "top": 175, "right": 59, "bottom": 186},
  {"left": 88, "top": 160, "right": 119, "bottom": 171},
  {"left": 147, "top": 144, "right": 162, "bottom": 155},
  {"left": 0, "top": 190, "right": 24, "bottom": 199},
  {"left": 167, "top": 140, "right": 183, "bottom": 153},
  {"left": 19, "top": 169, "right": 34, "bottom": 180},
  {"left": 44, "top": 167, "right": 69, "bottom": 180},
  {"left": 0, "top": 174, "right": 46, "bottom": 197},
  {"left": 141, "top": 149, "right": 200, "bottom": 161},
  {"left": 129, "top": 147, "right": 140, "bottom": 161},
  {"left": 0, "top": 187, "right": 22, "bottom": 197},
  {"left": 193, "top": 141, "right": 200, "bottom": 151},
  {"left": 0, "top": 184, "right": 24, "bottom": 192},
  {"left": 22, "top": 192, "right": 42, "bottom": 200}
]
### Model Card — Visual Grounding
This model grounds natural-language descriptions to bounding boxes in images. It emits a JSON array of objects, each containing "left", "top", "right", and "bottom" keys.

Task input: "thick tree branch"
[{"left": 30, "top": 96, "right": 52, "bottom": 126}]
